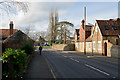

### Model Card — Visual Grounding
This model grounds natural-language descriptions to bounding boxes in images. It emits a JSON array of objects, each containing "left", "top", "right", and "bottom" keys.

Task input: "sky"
[{"left": 0, "top": 0, "right": 119, "bottom": 36}]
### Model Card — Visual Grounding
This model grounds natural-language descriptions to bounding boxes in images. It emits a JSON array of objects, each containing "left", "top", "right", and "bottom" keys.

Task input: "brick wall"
[
  {"left": 86, "top": 42, "right": 92, "bottom": 53},
  {"left": 111, "top": 45, "right": 120, "bottom": 58},
  {"left": 52, "top": 44, "right": 75, "bottom": 51},
  {"left": 79, "top": 27, "right": 85, "bottom": 42}
]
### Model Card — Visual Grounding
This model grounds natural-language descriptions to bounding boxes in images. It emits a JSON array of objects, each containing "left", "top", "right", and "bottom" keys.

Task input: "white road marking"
[
  {"left": 74, "top": 60, "right": 79, "bottom": 62},
  {"left": 64, "top": 56, "right": 67, "bottom": 57},
  {"left": 70, "top": 58, "right": 79, "bottom": 63},
  {"left": 50, "top": 69, "right": 56, "bottom": 79},
  {"left": 70, "top": 58, "right": 74, "bottom": 60},
  {"left": 85, "top": 64, "right": 110, "bottom": 76}
]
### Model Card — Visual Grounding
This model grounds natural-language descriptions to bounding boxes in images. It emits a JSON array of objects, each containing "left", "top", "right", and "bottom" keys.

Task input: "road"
[{"left": 43, "top": 48, "right": 119, "bottom": 79}]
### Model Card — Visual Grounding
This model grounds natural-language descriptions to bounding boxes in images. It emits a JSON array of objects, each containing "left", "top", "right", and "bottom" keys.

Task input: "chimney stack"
[
  {"left": 10, "top": 21, "right": 13, "bottom": 36},
  {"left": 81, "top": 20, "right": 85, "bottom": 29}
]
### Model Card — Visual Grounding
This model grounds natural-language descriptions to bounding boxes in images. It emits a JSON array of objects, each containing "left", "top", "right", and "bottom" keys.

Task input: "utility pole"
[{"left": 84, "top": 7, "right": 86, "bottom": 55}]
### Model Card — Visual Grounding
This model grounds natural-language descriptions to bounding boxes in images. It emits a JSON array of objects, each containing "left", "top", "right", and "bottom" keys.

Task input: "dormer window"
[
  {"left": 112, "top": 26, "right": 117, "bottom": 30},
  {"left": 104, "top": 26, "right": 109, "bottom": 30}
]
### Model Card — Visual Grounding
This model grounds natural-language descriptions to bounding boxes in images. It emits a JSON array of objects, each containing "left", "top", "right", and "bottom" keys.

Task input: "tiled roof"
[
  {"left": 85, "top": 25, "right": 92, "bottom": 31},
  {"left": 0, "top": 29, "right": 18, "bottom": 38},
  {"left": 96, "top": 18, "right": 120, "bottom": 36}
]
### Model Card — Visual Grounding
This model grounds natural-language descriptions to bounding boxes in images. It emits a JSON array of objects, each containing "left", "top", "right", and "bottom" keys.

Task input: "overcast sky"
[{"left": 0, "top": 1, "right": 118, "bottom": 36}]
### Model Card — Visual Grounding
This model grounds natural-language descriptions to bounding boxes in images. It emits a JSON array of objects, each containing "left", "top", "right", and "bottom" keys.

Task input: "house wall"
[
  {"left": 92, "top": 24, "right": 103, "bottom": 54},
  {"left": 103, "top": 40, "right": 112, "bottom": 57},
  {"left": 86, "top": 42, "right": 92, "bottom": 53},
  {"left": 75, "top": 42, "right": 79, "bottom": 51},
  {"left": 79, "top": 27, "right": 85, "bottom": 42},
  {"left": 75, "top": 42, "right": 84, "bottom": 52},
  {"left": 103, "top": 36, "right": 119, "bottom": 45},
  {"left": 75, "top": 41, "right": 92, "bottom": 53},
  {"left": 80, "top": 42, "right": 84, "bottom": 52},
  {"left": 75, "top": 35, "right": 78, "bottom": 42}
]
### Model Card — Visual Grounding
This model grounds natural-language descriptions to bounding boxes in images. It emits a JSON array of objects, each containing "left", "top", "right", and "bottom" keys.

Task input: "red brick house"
[
  {"left": 0, "top": 21, "right": 18, "bottom": 40},
  {"left": 75, "top": 20, "right": 92, "bottom": 52}
]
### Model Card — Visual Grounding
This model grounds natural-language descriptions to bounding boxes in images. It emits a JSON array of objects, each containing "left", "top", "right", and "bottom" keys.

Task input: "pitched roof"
[
  {"left": 2, "top": 30, "right": 34, "bottom": 49},
  {"left": 85, "top": 25, "right": 92, "bottom": 31},
  {"left": 75, "top": 29, "right": 80, "bottom": 35},
  {"left": 96, "top": 18, "right": 120, "bottom": 36},
  {"left": 0, "top": 29, "right": 18, "bottom": 38}
]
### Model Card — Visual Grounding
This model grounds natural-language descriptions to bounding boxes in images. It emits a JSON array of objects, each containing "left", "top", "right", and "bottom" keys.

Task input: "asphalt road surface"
[{"left": 42, "top": 48, "right": 119, "bottom": 79}]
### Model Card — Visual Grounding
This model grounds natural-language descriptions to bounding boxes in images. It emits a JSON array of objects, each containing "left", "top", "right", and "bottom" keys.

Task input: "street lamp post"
[
  {"left": 91, "top": 25, "right": 94, "bottom": 56},
  {"left": 84, "top": 7, "right": 86, "bottom": 55}
]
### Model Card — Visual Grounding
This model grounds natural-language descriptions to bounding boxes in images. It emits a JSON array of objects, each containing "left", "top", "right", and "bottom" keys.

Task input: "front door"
[{"left": 104, "top": 42, "right": 107, "bottom": 56}]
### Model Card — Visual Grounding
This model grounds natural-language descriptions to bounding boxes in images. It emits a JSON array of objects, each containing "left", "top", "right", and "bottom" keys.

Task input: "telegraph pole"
[{"left": 84, "top": 7, "right": 86, "bottom": 55}]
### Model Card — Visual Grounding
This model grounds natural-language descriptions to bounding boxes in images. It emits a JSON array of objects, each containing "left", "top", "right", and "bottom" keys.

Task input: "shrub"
[
  {"left": 2, "top": 48, "right": 27, "bottom": 78},
  {"left": 55, "top": 41, "right": 59, "bottom": 44},
  {"left": 59, "top": 41, "right": 64, "bottom": 44},
  {"left": 21, "top": 41, "right": 35, "bottom": 54},
  {"left": 48, "top": 40, "right": 54, "bottom": 46}
]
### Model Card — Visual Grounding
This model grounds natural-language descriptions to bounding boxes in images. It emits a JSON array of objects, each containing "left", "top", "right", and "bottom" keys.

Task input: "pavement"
[{"left": 23, "top": 50, "right": 54, "bottom": 80}]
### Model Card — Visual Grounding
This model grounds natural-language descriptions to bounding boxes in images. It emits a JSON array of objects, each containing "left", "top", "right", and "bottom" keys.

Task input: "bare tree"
[
  {"left": 0, "top": 0, "right": 29, "bottom": 14},
  {"left": 53, "top": 9, "right": 58, "bottom": 42},
  {"left": 23, "top": 26, "right": 31, "bottom": 36},
  {"left": 48, "top": 9, "right": 59, "bottom": 43},
  {"left": 34, "top": 31, "right": 46, "bottom": 40},
  {"left": 49, "top": 9, "right": 54, "bottom": 41},
  {"left": 39, "top": 31, "right": 46, "bottom": 39}
]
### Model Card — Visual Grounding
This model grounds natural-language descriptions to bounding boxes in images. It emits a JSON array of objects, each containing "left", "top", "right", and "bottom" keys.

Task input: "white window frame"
[
  {"left": 98, "top": 41, "right": 101, "bottom": 50},
  {"left": 83, "top": 42, "right": 84, "bottom": 48},
  {"left": 93, "top": 41, "right": 95, "bottom": 50},
  {"left": 88, "top": 42, "right": 91, "bottom": 49}
]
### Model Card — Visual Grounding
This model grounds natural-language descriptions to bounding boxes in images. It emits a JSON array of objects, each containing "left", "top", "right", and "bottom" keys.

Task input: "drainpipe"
[{"left": 91, "top": 25, "right": 94, "bottom": 56}]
